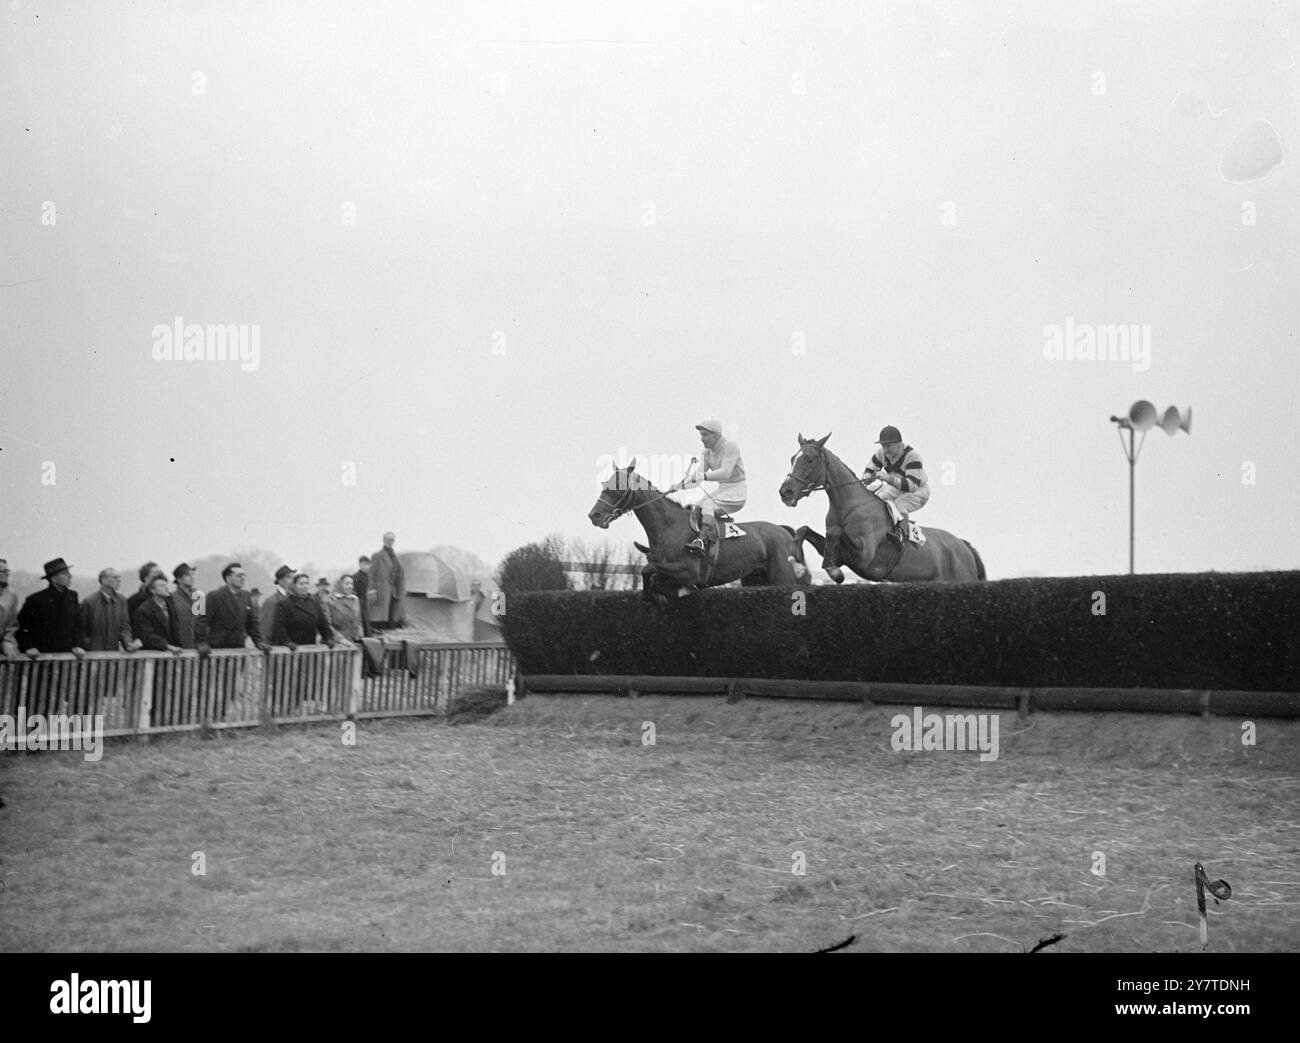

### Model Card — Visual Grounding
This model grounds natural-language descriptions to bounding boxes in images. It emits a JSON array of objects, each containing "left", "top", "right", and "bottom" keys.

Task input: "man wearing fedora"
[
  {"left": 861, "top": 425, "right": 930, "bottom": 549},
  {"left": 17, "top": 557, "right": 85, "bottom": 657},
  {"left": 259, "top": 564, "right": 296, "bottom": 641},
  {"left": 666, "top": 418, "right": 748, "bottom": 559}
]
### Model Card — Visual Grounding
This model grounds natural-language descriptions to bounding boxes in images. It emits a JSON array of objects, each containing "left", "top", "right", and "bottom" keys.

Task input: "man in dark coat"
[
  {"left": 201, "top": 562, "right": 267, "bottom": 721},
  {"left": 133, "top": 575, "right": 181, "bottom": 728},
  {"left": 272, "top": 574, "right": 336, "bottom": 649},
  {"left": 133, "top": 575, "right": 181, "bottom": 652},
  {"left": 126, "top": 561, "right": 162, "bottom": 621},
  {"left": 17, "top": 558, "right": 85, "bottom": 716},
  {"left": 368, "top": 533, "right": 405, "bottom": 630},
  {"left": 259, "top": 564, "right": 295, "bottom": 643},
  {"left": 352, "top": 556, "right": 374, "bottom": 637},
  {"left": 203, "top": 563, "right": 266, "bottom": 650},
  {"left": 272, "top": 573, "right": 336, "bottom": 713},
  {"left": 169, "top": 562, "right": 207, "bottom": 649},
  {"left": 18, "top": 558, "right": 84, "bottom": 656},
  {"left": 79, "top": 567, "right": 141, "bottom": 652}
]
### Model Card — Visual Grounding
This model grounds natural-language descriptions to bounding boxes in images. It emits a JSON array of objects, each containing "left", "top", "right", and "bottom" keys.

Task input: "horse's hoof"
[{"left": 825, "top": 566, "right": 845, "bottom": 584}]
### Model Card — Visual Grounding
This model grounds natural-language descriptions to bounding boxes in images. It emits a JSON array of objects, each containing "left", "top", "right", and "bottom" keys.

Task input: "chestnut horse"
[
  {"left": 778, "top": 433, "right": 985, "bottom": 583},
  {"left": 589, "top": 462, "right": 809, "bottom": 602}
]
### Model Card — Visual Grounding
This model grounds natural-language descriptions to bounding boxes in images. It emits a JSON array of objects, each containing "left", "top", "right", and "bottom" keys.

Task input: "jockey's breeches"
[
  {"left": 705, "top": 497, "right": 746, "bottom": 517},
  {"left": 875, "top": 485, "right": 929, "bottom": 515}
]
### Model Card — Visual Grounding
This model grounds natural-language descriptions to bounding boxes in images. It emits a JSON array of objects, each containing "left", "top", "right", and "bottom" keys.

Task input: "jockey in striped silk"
[{"left": 861, "top": 425, "right": 930, "bottom": 548}]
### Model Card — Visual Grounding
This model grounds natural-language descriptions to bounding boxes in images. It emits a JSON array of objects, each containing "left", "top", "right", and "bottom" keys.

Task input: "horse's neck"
[
  {"left": 632, "top": 488, "right": 685, "bottom": 541},
  {"left": 823, "top": 449, "right": 885, "bottom": 522}
]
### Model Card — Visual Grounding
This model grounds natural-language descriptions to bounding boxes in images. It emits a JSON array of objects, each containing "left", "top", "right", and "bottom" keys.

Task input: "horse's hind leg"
[{"left": 795, "top": 526, "right": 826, "bottom": 559}]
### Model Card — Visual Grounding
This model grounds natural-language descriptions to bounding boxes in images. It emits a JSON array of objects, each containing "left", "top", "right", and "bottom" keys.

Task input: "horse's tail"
[
  {"left": 781, "top": 524, "right": 804, "bottom": 564},
  {"left": 781, "top": 524, "right": 812, "bottom": 584},
  {"left": 962, "top": 540, "right": 987, "bottom": 581}
]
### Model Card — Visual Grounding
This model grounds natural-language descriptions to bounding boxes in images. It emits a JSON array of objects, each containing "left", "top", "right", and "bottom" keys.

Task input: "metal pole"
[{"left": 1128, "top": 426, "right": 1135, "bottom": 575}]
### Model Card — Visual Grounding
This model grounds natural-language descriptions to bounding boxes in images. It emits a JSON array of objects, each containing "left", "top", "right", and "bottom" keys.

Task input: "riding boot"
[{"left": 887, "top": 518, "right": 906, "bottom": 549}]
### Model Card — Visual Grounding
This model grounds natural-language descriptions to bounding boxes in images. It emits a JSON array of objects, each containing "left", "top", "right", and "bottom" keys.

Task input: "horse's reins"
[
  {"left": 597, "top": 459, "right": 698, "bottom": 524},
  {"left": 784, "top": 450, "right": 875, "bottom": 499}
]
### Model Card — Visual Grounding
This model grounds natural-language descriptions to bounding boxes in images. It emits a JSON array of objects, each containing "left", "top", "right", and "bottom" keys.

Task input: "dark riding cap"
[{"left": 878, "top": 425, "right": 902, "bottom": 443}]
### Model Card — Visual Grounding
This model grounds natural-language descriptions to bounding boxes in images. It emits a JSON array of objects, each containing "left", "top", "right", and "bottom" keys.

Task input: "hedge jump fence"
[
  {"left": 0, "top": 642, "right": 516, "bottom": 743},
  {"left": 517, "top": 675, "right": 1300, "bottom": 719},
  {"left": 503, "top": 571, "right": 1300, "bottom": 717}
]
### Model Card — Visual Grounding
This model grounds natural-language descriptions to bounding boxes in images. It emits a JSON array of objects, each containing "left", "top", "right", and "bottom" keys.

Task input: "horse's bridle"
[
  {"left": 784, "top": 445, "right": 876, "bottom": 502},
  {"left": 597, "top": 482, "right": 639, "bottom": 524},
  {"left": 596, "top": 475, "right": 678, "bottom": 524}
]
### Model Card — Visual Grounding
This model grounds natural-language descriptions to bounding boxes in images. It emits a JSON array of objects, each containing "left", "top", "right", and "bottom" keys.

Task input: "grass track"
[{"left": 1, "top": 693, "right": 1297, "bottom": 952}]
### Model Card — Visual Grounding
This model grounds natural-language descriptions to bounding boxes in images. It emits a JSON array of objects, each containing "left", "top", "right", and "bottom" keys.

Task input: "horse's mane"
[{"left": 613, "top": 469, "right": 689, "bottom": 515}]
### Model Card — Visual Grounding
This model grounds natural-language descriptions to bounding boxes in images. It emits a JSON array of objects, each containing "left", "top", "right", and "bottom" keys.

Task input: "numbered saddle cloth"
[{"left": 722, "top": 522, "right": 746, "bottom": 539}]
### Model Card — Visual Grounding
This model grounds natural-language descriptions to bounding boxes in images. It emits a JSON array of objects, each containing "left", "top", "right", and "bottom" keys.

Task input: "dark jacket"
[
  {"left": 368, "top": 548, "right": 405, "bottom": 625},
  {"left": 79, "top": 590, "right": 134, "bottom": 651},
  {"left": 352, "top": 569, "right": 373, "bottom": 635},
  {"left": 170, "top": 588, "right": 207, "bottom": 649},
  {"left": 17, "top": 585, "right": 81, "bottom": 653},
  {"left": 133, "top": 597, "right": 180, "bottom": 651},
  {"left": 259, "top": 588, "right": 289, "bottom": 644},
  {"left": 126, "top": 585, "right": 152, "bottom": 620},
  {"left": 272, "top": 594, "right": 335, "bottom": 648},
  {"left": 203, "top": 585, "right": 262, "bottom": 649}
]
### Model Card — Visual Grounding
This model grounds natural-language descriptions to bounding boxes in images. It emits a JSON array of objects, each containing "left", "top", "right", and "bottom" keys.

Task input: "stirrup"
[{"left": 685, "top": 537, "right": 705, "bottom": 557}]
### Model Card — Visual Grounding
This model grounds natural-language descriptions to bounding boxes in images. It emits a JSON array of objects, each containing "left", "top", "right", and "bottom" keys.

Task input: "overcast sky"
[{"left": 2, "top": 0, "right": 1297, "bottom": 583}]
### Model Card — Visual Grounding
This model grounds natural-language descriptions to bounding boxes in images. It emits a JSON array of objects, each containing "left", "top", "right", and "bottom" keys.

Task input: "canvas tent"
[{"left": 396, "top": 551, "right": 503, "bottom": 643}]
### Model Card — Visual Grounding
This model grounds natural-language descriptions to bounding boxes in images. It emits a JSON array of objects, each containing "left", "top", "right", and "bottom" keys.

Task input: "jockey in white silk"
[
  {"left": 860, "top": 425, "right": 930, "bottom": 548},
  {"left": 668, "top": 418, "right": 748, "bottom": 556}
]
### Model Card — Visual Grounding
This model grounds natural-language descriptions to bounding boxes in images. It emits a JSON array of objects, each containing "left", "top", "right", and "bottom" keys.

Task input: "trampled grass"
[{"left": 1, "top": 693, "right": 1297, "bottom": 952}]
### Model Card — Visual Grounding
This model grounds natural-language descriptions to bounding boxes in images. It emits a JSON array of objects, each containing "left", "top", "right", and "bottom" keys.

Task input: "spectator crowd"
[{"left": 0, "top": 532, "right": 409, "bottom": 659}]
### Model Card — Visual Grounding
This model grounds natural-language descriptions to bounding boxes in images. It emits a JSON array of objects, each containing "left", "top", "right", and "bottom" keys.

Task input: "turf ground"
[{"left": 1, "top": 691, "right": 1296, "bottom": 952}]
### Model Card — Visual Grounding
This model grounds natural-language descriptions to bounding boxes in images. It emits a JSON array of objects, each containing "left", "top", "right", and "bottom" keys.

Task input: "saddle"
[
  {"left": 865, "top": 520, "right": 926, "bottom": 579},
  {"left": 687, "top": 505, "right": 746, "bottom": 587},
  {"left": 687, "top": 504, "right": 745, "bottom": 538}
]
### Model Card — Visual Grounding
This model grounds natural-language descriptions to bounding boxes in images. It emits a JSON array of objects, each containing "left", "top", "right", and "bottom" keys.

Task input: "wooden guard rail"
[{"left": 0, "top": 642, "right": 516, "bottom": 741}]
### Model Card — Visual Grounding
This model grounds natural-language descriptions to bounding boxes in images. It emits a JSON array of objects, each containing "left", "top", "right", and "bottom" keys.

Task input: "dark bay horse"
[
  {"left": 778, "top": 433, "right": 986, "bottom": 583},
  {"left": 589, "top": 462, "right": 810, "bottom": 602}
]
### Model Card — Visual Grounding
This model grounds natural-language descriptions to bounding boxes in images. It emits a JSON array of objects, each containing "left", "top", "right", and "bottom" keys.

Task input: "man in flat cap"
[{"left": 667, "top": 418, "right": 748, "bottom": 559}]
